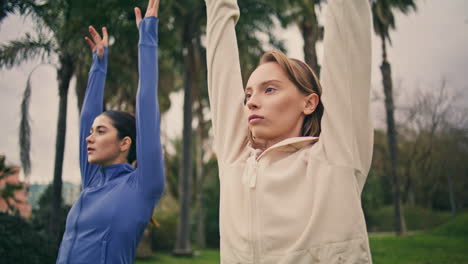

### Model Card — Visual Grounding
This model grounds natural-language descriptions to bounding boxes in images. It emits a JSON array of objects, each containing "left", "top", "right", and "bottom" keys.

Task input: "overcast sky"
[{"left": 1, "top": 0, "right": 467, "bottom": 184}]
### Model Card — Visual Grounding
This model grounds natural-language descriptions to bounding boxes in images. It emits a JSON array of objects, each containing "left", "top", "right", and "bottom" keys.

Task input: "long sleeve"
[
  {"left": 135, "top": 17, "right": 165, "bottom": 199},
  {"left": 205, "top": 0, "right": 248, "bottom": 165},
  {"left": 319, "top": 0, "right": 373, "bottom": 192},
  {"left": 79, "top": 49, "right": 108, "bottom": 188}
]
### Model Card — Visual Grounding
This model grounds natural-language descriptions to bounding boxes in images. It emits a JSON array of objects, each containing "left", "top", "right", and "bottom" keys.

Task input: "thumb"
[{"left": 135, "top": 7, "right": 142, "bottom": 29}]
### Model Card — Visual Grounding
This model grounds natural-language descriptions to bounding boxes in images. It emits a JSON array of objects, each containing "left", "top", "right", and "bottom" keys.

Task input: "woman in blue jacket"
[{"left": 56, "top": 0, "right": 164, "bottom": 263}]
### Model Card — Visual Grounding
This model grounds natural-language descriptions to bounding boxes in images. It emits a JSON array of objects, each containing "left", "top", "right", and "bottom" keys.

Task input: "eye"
[
  {"left": 244, "top": 93, "right": 252, "bottom": 101},
  {"left": 265, "top": 87, "right": 276, "bottom": 93},
  {"left": 98, "top": 129, "right": 105, "bottom": 135}
]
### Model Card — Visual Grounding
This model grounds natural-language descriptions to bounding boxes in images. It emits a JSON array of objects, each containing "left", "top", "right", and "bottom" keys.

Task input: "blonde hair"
[{"left": 248, "top": 50, "right": 324, "bottom": 145}]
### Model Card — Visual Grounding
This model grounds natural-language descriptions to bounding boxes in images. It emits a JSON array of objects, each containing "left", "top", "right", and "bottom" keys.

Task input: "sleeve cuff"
[
  {"left": 90, "top": 48, "right": 108, "bottom": 73},
  {"left": 139, "top": 17, "right": 159, "bottom": 46}
]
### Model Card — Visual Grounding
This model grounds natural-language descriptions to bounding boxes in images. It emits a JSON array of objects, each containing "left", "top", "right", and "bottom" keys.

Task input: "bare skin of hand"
[
  {"left": 84, "top": 26, "right": 108, "bottom": 59},
  {"left": 135, "top": 0, "right": 160, "bottom": 29}
]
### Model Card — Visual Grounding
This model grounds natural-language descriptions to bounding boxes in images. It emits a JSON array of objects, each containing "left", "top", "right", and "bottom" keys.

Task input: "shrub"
[
  {"left": 366, "top": 205, "right": 451, "bottom": 232},
  {"left": 432, "top": 212, "right": 468, "bottom": 237},
  {"left": 0, "top": 212, "right": 56, "bottom": 263}
]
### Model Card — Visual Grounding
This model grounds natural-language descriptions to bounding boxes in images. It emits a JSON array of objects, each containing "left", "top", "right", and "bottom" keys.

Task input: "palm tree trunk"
[
  {"left": 195, "top": 127, "right": 206, "bottom": 248},
  {"left": 195, "top": 94, "right": 207, "bottom": 248},
  {"left": 447, "top": 172, "right": 456, "bottom": 217},
  {"left": 299, "top": 17, "right": 321, "bottom": 76},
  {"left": 75, "top": 63, "right": 87, "bottom": 112},
  {"left": 173, "top": 19, "right": 195, "bottom": 257},
  {"left": 380, "top": 35, "right": 406, "bottom": 236},
  {"left": 50, "top": 55, "right": 74, "bottom": 245},
  {"left": 192, "top": 38, "right": 207, "bottom": 249}
]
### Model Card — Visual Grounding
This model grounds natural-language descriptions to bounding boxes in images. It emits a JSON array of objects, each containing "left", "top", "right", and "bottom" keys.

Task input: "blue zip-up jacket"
[{"left": 56, "top": 17, "right": 164, "bottom": 264}]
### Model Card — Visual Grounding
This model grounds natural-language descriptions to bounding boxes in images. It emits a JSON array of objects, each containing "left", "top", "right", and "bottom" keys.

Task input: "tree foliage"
[{"left": 0, "top": 212, "right": 56, "bottom": 264}]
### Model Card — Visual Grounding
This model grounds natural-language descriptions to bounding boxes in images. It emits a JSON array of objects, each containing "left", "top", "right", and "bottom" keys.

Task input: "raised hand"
[
  {"left": 134, "top": 0, "right": 160, "bottom": 29},
  {"left": 84, "top": 26, "right": 108, "bottom": 59}
]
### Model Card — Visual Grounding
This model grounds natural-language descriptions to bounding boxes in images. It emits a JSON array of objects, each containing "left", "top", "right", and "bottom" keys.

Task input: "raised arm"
[
  {"left": 205, "top": 0, "right": 248, "bottom": 165},
  {"left": 319, "top": 0, "right": 373, "bottom": 192},
  {"left": 134, "top": 1, "right": 165, "bottom": 199},
  {"left": 80, "top": 26, "right": 108, "bottom": 188}
]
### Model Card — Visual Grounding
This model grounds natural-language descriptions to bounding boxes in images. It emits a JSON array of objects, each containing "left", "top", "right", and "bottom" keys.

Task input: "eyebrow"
[
  {"left": 245, "top": 79, "right": 283, "bottom": 91},
  {"left": 90, "top": 125, "right": 108, "bottom": 131}
]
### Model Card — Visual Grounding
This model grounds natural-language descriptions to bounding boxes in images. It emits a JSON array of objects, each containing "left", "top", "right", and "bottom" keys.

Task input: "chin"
[
  {"left": 251, "top": 128, "right": 273, "bottom": 140},
  {"left": 88, "top": 158, "right": 100, "bottom": 165}
]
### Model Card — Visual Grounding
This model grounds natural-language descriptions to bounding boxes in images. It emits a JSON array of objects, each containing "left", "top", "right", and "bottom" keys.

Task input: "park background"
[{"left": 1, "top": 0, "right": 467, "bottom": 263}]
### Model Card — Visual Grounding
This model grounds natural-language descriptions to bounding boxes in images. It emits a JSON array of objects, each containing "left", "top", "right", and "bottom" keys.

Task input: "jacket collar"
[
  {"left": 249, "top": 136, "right": 319, "bottom": 161},
  {"left": 100, "top": 163, "right": 134, "bottom": 184}
]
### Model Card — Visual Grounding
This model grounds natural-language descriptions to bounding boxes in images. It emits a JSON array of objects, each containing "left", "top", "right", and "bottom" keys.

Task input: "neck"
[
  {"left": 100, "top": 156, "right": 128, "bottom": 167},
  {"left": 253, "top": 131, "right": 302, "bottom": 151}
]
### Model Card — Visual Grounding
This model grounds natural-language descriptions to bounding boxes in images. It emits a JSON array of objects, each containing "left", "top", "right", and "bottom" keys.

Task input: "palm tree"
[
  {"left": 372, "top": 0, "right": 416, "bottom": 236},
  {"left": 1, "top": 0, "right": 174, "bottom": 245},
  {"left": 0, "top": 0, "right": 128, "bottom": 244},
  {"left": 0, "top": 0, "right": 81, "bottom": 244},
  {"left": 296, "top": 0, "right": 324, "bottom": 75},
  {"left": 272, "top": 0, "right": 324, "bottom": 75},
  {"left": 172, "top": 2, "right": 205, "bottom": 255}
]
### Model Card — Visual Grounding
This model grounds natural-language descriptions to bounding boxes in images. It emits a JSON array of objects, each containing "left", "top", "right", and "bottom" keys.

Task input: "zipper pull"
[{"left": 249, "top": 163, "right": 257, "bottom": 188}]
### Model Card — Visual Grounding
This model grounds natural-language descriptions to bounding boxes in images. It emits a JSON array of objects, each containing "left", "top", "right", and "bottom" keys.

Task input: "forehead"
[
  {"left": 92, "top": 115, "right": 114, "bottom": 128},
  {"left": 246, "top": 62, "right": 290, "bottom": 89}
]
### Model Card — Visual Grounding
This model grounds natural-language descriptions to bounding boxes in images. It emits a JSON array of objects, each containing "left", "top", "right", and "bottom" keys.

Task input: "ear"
[
  {"left": 120, "top": 136, "right": 132, "bottom": 152},
  {"left": 303, "top": 93, "right": 319, "bottom": 115}
]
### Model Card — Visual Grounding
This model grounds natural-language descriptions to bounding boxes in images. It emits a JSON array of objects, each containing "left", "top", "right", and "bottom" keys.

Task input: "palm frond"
[
  {"left": 372, "top": 0, "right": 417, "bottom": 44},
  {"left": 0, "top": 0, "right": 37, "bottom": 23},
  {"left": 0, "top": 32, "right": 55, "bottom": 69},
  {"left": 19, "top": 71, "right": 33, "bottom": 177}
]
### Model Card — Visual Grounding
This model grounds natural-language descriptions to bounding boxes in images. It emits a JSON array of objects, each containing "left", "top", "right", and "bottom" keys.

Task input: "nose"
[
  {"left": 86, "top": 133, "right": 94, "bottom": 144},
  {"left": 246, "top": 93, "right": 260, "bottom": 110}
]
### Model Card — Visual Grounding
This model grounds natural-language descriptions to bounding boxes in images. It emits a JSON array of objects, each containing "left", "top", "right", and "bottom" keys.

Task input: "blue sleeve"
[
  {"left": 135, "top": 17, "right": 165, "bottom": 199},
  {"left": 79, "top": 49, "right": 108, "bottom": 188}
]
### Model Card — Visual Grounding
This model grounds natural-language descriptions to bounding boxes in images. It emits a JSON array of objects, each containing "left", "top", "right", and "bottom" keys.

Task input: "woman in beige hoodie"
[{"left": 205, "top": 0, "right": 373, "bottom": 263}]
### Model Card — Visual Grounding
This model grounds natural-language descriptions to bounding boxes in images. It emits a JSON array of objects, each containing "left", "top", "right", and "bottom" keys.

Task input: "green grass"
[
  {"left": 370, "top": 233, "right": 468, "bottom": 264},
  {"left": 370, "top": 213, "right": 468, "bottom": 264},
  {"left": 136, "top": 249, "right": 220, "bottom": 264},
  {"left": 137, "top": 214, "right": 468, "bottom": 264}
]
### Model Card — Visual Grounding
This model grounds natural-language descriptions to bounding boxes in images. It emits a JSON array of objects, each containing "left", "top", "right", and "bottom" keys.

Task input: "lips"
[
  {"left": 87, "top": 147, "right": 95, "bottom": 154},
  {"left": 248, "top": 114, "right": 264, "bottom": 124}
]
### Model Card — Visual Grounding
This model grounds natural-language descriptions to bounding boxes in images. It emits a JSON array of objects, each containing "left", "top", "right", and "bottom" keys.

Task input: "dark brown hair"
[{"left": 101, "top": 110, "right": 136, "bottom": 164}]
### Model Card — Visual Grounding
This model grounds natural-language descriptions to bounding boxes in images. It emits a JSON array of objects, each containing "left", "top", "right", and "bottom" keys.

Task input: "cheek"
[
  {"left": 97, "top": 135, "right": 121, "bottom": 153},
  {"left": 268, "top": 95, "right": 302, "bottom": 121}
]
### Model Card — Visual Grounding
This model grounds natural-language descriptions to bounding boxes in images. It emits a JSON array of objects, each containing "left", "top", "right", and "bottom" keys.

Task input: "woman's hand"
[
  {"left": 135, "top": 0, "right": 160, "bottom": 29},
  {"left": 84, "top": 26, "right": 108, "bottom": 59}
]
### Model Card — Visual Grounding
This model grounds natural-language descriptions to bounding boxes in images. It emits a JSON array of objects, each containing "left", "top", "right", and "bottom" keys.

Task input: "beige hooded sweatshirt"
[{"left": 206, "top": 0, "right": 373, "bottom": 263}]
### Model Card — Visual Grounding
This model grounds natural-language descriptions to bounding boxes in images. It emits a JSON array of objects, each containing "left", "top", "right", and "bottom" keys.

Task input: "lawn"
[
  {"left": 370, "top": 233, "right": 468, "bottom": 264},
  {"left": 370, "top": 213, "right": 468, "bottom": 264},
  {"left": 136, "top": 249, "right": 220, "bottom": 264},
  {"left": 136, "top": 213, "right": 468, "bottom": 264}
]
